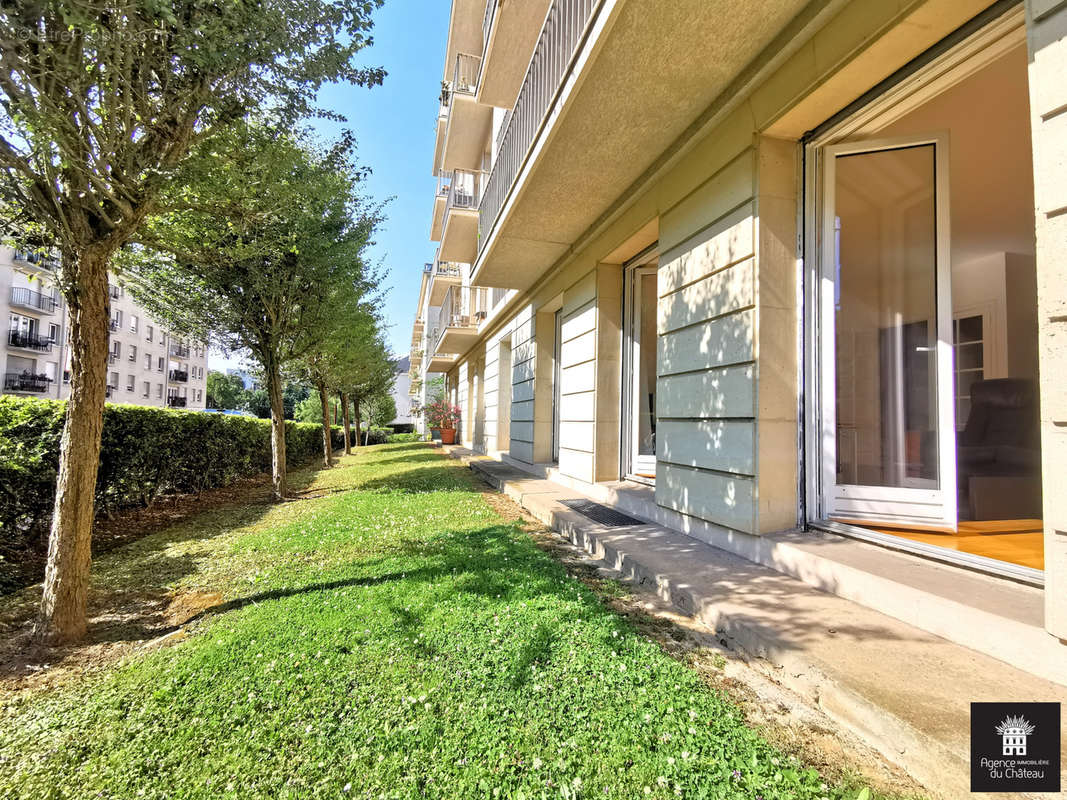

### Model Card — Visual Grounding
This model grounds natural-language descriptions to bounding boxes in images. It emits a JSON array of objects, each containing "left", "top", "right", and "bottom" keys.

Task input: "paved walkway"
[{"left": 441, "top": 445, "right": 1067, "bottom": 800}]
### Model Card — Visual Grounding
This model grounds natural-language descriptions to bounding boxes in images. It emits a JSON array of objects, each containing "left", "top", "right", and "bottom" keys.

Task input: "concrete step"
[
  {"left": 488, "top": 454, "right": 1065, "bottom": 689},
  {"left": 447, "top": 449, "right": 1067, "bottom": 800}
]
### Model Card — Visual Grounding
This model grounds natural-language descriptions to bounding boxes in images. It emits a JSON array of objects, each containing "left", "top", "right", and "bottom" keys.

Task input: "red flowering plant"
[{"left": 424, "top": 398, "right": 461, "bottom": 430}]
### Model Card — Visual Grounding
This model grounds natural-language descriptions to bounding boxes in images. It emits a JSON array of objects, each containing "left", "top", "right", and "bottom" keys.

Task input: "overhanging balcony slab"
[
  {"left": 440, "top": 207, "right": 479, "bottom": 264},
  {"left": 477, "top": 0, "right": 553, "bottom": 109},
  {"left": 444, "top": 0, "right": 484, "bottom": 79},
  {"left": 428, "top": 270, "right": 460, "bottom": 305},
  {"left": 471, "top": 0, "right": 810, "bottom": 290},
  {"left": 427, "top": 353, "right": 456, "bottom": 373},
  {"left": 430, "top": 193, "right": 447, "bottom": 241},
  {"left": 432, "top": 115, "right": 447, "bottom": 176},
  {"left": 438, "top": 324, "right": 480, "bottom": 355},
  {"left": 441, "top": 94, "right": 493, "bottom": 172}
]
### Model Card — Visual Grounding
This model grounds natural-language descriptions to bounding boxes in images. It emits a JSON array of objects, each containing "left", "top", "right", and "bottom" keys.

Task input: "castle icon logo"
[{"left": 995, "top": 715, "right": 1035, "bottom": 756}]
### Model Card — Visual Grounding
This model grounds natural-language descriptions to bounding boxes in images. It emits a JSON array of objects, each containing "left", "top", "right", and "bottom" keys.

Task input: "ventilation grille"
[{"left": 559, "top": 499, "right": 643, "bottom": 528}]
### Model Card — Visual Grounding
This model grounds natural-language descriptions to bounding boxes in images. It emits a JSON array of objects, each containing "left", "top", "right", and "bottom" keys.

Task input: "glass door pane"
[
  {"left": 821, "top": 138, "right": 955, "bottom": 528},
  {"left": 835, "top": 145, "right": 938, "bottom": 489},
  {"left": 634, "top": 270, "right": 657, "bottom": 475}
]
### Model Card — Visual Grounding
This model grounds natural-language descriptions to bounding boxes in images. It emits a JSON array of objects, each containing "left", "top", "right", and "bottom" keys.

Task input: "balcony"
[
  {"left": 169, "top": 343, "right": 190, "bottom": 358},
  {"left": 472, "top": 0, "right": 808, "bottom": 291},
  {"left": 12, "top": 250, "right": 59, "bottom": 271},
  {"left": 167, "top": 395, "right": 187, "bottom": 408},
  {"left": 440, "top": 170, "right": 482, "bottom": 264},
  {"left": 477, "top": 0, "right": 553, "bottom": 109},
  {"left": 109, "top": 319, "right": 120, "bottom": 332},
  {"left": 109, "top": 352, "right": 119, "bottom": 364},
  {"left": 428, "top": 258, "right": 462, "bottom": 306},
  {"left": 8, "top": 330, "right": 53, "bottom": 352},
  {"left": 10, "top": 287, "right": 57, "bottom": 314},
  {"left": 108, "top": 284, "right": 121, "bottom": 300},
  {"left": 434, "top": 284, "right": 488, "bottom": 356},
  {"left": 430, "top": 171, "right": 452, "bottom": 241},
  {"left": 4, "top": 372, "right": 51, "bottom": 393},
  {"left": 432, "top": 98, "right": 449, "bottom": 176},
  {"left": 441, "top": 53, "right": 493, "bottom": 172},
  {"left": 169, "top": 369, "right": 189, "bottom": 383},
  {"left": 426, "top": 347, "right": 456, "bottom": 374}
]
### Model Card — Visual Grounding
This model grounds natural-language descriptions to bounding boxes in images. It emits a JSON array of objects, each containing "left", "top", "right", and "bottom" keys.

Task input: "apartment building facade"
[
  {"left": 411, "top": 0, "right": 1066, "bottom": 689},
  {"left": 2, "top": 247, "right": 209, "bottom": 409}
]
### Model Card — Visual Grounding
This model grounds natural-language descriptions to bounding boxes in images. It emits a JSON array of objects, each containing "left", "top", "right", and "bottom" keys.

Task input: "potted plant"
[{"left": 425, "top": 397, "right": 461, "bottom": 444}]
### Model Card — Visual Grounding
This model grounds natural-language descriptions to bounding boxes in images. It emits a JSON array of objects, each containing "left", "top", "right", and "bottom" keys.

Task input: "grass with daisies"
[{"left": 0, "top": 443, "right": 886, "bottom": 799}]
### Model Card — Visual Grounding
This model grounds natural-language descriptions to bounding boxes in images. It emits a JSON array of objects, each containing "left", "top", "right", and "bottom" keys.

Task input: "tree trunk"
[
  {"left": 340, "top": 392, "right": 352, "bottom": 455},
  {"left": 35, "top": 249, "right": 110, "bottom": 643},
  {"left": 353, "top": 395, "right": 362, "bottom": 448},
  {"left": 318, "top": 380, "right": 332, "bottom": 468},
  {"left": 265, "top": 355, "right": 287, "bottom": 501}
]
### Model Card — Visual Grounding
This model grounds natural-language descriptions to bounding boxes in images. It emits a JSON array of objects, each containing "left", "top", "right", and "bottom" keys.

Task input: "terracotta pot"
[{"left": 440, "top": 427, "right": 456, "bottom": 444}]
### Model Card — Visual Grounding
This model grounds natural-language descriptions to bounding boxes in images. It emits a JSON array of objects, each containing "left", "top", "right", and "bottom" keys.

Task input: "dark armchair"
[{"left": 956, "top": 378, "right": 1041, "bottom": 520}]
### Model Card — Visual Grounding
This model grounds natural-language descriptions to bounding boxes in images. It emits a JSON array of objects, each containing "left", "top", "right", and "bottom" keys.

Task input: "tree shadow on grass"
[
  {"left": 0, "top": 459, "right": 343, "bottom": 689},
  {"left": 352, "top": 464, "right": 477, "bottom": 494}
]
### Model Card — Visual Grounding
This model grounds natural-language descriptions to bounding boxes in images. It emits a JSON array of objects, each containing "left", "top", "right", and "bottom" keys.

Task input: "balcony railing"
[
  {"left": 8, "top": 330, "right": 53, "bottom": 352},
  {"left": 4, "top": 372, "right": 51, "bottom": 393},
  {"left": 169, "top": 343, "right": 190, "bottom": 358},
  {"left": 482, "top": 0, "right": 497, "bottom": 51},
  {"left": 453, "top": 52, "right": 481, "bottom": 96},
  {"left": 432, "top": 259, "right": 462, "bottom": 279},
  {"left": 13, "top": 250, "right": 59, "bottom": 270},
  {"left": 479, "top": 0, "right": 601, "bottom": 256},
  {"left": 109, "top": 352, "right": 119, "bottom": 364},
  {"left": 446, "top": 169, "right": 481, "bottom": 216},
  {"left": 10, "top": 287, "right": 57, "bottom": 313},
  {"left": 169, "top": 369, "right": 189, "bottom": 383},
  {"left": 437, "top": 171, "right": 452, "bottom": 197},
  {"left": 109, "top": 319, "right": 120, "bottom": 331},
  {"left": 108, "top": 284, "right": 121, "bottom": 299},
  {"left": 435, "top": 285, "right": 489, "bottom": 352},
  {"left": 167, "top": 395, "right": 187, "bottom": 408}
]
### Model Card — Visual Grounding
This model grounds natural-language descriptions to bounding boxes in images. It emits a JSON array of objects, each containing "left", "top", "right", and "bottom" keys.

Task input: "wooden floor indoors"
[{"left": 871, "top": 520, "right": 1044, "bottom": 570}]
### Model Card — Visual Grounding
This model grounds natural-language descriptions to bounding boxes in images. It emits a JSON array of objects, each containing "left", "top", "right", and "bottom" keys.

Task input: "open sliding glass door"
[
  {"left": 623, "top": 263, "right": 658, "bottom": 479},
  {"left": 819, "top": 134, "right": 957, "bottom": 530}
]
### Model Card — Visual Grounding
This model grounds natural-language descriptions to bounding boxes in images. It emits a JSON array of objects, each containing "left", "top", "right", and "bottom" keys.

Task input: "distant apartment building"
[
  {"left": 410, "top": 0, "right": 1066, "bottom": 701},
  {"left": 2, "top": 247, "right": 208, "bottom": 409}
]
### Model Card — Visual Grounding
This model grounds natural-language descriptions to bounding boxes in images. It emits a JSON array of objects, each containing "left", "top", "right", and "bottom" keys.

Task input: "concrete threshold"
[{"left": 439, "top": 444, "right": 1067, "bottom": 800}]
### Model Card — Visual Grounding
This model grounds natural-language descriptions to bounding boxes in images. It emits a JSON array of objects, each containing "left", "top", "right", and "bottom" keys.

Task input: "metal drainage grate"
[{"left": 559, "top": 499, "right": 643, "bottom": 528}]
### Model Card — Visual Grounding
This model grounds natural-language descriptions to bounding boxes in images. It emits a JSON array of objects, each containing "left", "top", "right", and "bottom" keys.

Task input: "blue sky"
[{"left": 214, "top": 1, "right": 450, "bottom": 371}]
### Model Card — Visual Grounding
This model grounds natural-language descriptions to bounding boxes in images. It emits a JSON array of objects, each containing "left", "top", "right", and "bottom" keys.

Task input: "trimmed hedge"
[{"left": 0, "top": 396, "right": 346, "bottom": 593}]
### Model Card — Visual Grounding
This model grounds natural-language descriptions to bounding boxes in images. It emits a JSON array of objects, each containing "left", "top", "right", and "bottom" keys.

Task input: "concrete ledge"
[
  {"left": 443, "top": 448, "right": 1067, "bottom": 799},
  {"left": 450, "top": 448, "right": 1066, "bottom": 688}
]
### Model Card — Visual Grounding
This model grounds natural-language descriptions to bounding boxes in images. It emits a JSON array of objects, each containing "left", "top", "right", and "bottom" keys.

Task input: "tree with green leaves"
[
  {"left": 130, "top": 122, "right": 380, "bottom": 497},
  {"left": 206, "top": 371, "right": 247, "bottom": 410},
  {"left": 0, "top": 0, "right": 384, "bottom": 643},
  {"left": 294, "top": 290, "right": 385, "bottom": 466}
]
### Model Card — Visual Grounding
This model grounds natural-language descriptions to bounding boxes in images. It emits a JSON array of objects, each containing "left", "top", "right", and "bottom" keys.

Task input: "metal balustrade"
[
  {"left": 10, "top": 287, "right": 57, "bottom": 313},
  {"left": 478, "top": 0, "right": 601, "bottom": 256},
  {"left": 482, "top": 0, "right": 497, "bottom": 53},
  {"left": 435, "top": 285, "right": 489, "bottom": 355},
  {"left": 167, "top": 395, "right": 187, "bottom": 408},
  {"left": 4, "top": 372, "right": 51, "bottom": 392},
  {"left": 446, "top": 169, "right": 481, "bottom": 214},
  {"left": 7, "top": 330, "right": 53, "bottom": 352},
  {"left": 13, "top": 251, "right": 59, "bottom": 270},
  {"left": 453, "top": 52, "right": 481, "bottom": 96},
  {"left": 169, "top": 369, "right": 189, "bottom": 383}
]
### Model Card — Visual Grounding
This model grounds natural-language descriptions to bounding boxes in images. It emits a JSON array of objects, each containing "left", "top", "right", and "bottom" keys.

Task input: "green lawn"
[{"left": 1, "top": 444, "right": 874, "bottom": 799}]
